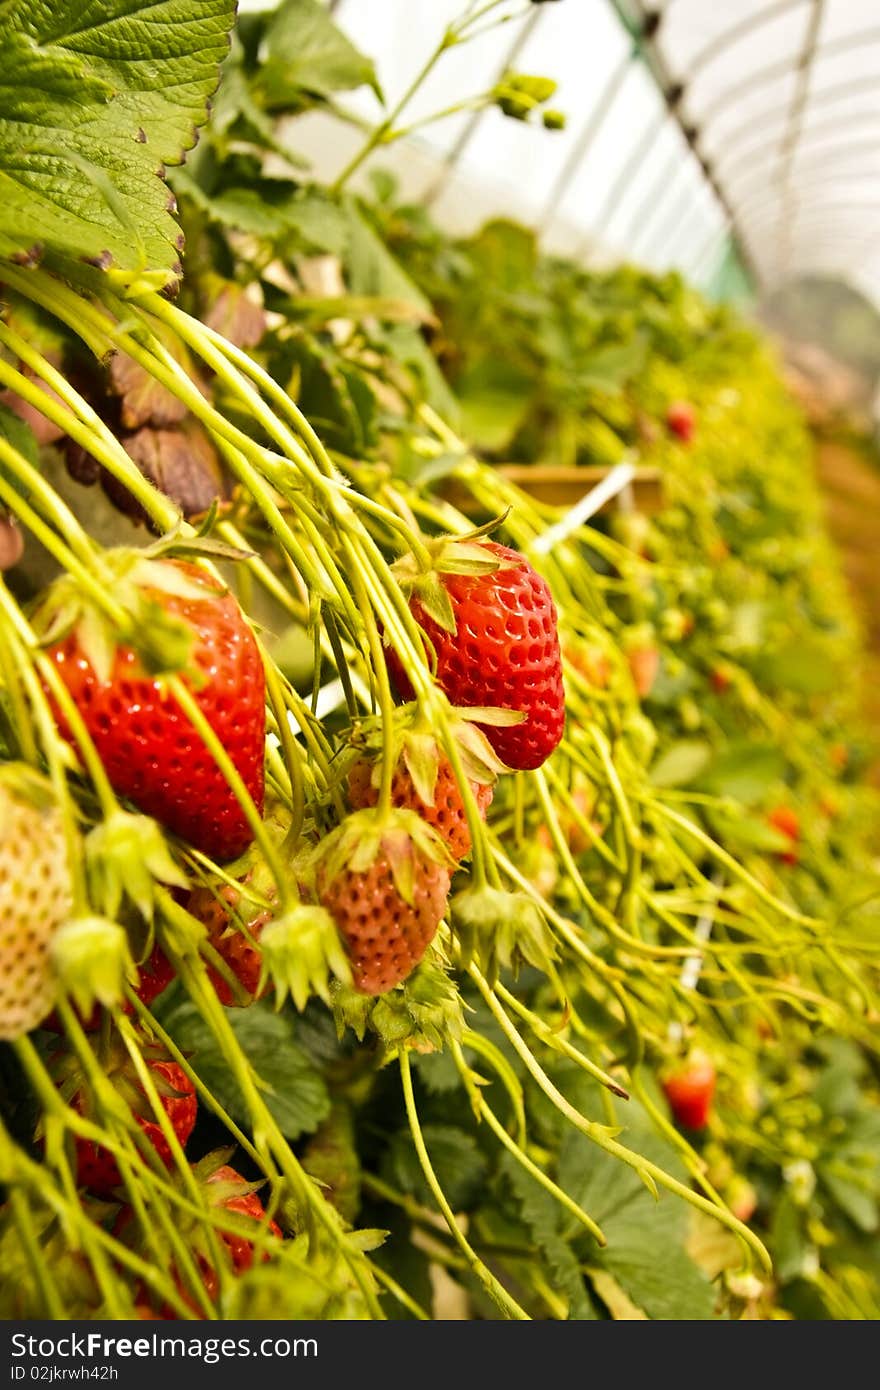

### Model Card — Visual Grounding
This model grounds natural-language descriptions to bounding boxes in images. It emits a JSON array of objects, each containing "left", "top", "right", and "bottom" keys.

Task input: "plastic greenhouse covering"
[{"left": 239, "top": 0, "right": 880, "bottom": 307}]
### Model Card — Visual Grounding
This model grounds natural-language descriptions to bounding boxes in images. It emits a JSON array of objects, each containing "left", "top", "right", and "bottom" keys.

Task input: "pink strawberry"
[
  {"left": 315, "top": 811, "right": 451, "bottom": 995},
  {"left": 348, "top": 757, "right": 492, "bottom": 863}
]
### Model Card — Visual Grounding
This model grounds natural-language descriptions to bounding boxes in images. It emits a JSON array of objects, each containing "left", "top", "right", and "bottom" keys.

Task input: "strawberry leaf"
[
  {"left": 0, "top": 0, "right": 236, "bottom": 288},
  {"left": 253, "top": 0, "right": 382, "bottom": 109},
  {"left": 158, "top": 996, "right": 331, "bottom": 1141}
]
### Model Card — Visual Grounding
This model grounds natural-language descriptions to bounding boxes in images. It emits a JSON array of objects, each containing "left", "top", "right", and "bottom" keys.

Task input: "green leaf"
[
  {"left": 698, "top": 743, "right": 787, "bottom": 805},
  {"left": 499, "top": 1151, "right": 596, "bottom": 1319},
  {"left": 411, "top": 1048, "right": 461, "bottom": 1095},
  {"left": 818, "top": 1162, "right": 879, "bottom": 1234},
  {"left": 158, "top": 996, "right": 330, "bottom": 1140},
  {"left": 0, "top": 0, "right": 235, "bottom": 285},
  {"left": 558, "top": 1100, "right": 718, "bottom": 1320},
  {"left": 649, "top": 740, "right": 712, "bottom": 789},
  {"left": 254, "top": 0, "right": 381, "bottom": 109},
  {"left": 456, "top": 360, "right": 534, "bottom": 453},
  {"left": 343, "top": 202, "right": 431, "bottom": 313},
  {"left": 757, "top": 635, "right": 841, "bottom": 695},
  {"left": 769, "top": 1191, "right": 810, "bottom": 1284},
  {"left": 194, "top": 183, "right": 351, "bottom": 254},
  {"left": 706, "top": 806, "right": 792, "bottom": 853},
  {"left": 578, "top": 335, "right": 647, "bottom": 394},
  {"left": 382, "top": 1124, "right": 488, "bottom": 1212}
]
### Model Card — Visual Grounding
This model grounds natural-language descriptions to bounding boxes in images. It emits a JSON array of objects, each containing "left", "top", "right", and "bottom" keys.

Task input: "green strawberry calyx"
[
  {"left": 86, "top": 810, "right": 188, "bottom": 923},
  {"left": 0, "top": 761, "right": 58, "bottom": 812},
  {"left": 259, "top": 905, "right": 353, "bottom": 1011},
  {"left": 347, "top": 704, "right": 508, "bottom": 805},
  {"left": 390, "top": 529, "right": 514, "bottom": 636},
  {"left": 31, "top": 548, "right": 234, "bottom": 683},
  {"left": 50, "top": 916, "right": 137, "bottom": 1017},
  {"left": 450, "top": 884, "right": 557, "bottom": 985},
  {"left": 311, "top": 807, "right": 455, "bottom": 909},
  {"left": 330, "top": 948, "right": 465, "bottom": 1051}
]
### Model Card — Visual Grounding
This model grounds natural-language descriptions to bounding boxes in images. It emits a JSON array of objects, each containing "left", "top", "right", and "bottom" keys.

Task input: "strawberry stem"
[
  {"left": 451, "top": 1038, "right": 607, "bottom": 1248},
  {"left": 398, "top": 1048, "right": 530, "bottom": 1320},
  {"left": 468, "top": 963, "right": 772, "bottom": 1274}
]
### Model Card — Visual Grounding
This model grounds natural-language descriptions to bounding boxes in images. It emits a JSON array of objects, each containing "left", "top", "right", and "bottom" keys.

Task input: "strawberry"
[
  {"left": 0, "top": 766, "right": 71, "bottom": 1039},
  {"left": 348, "top": 756, "right": 492, "bottom": 863},
  {"left": 627, "top": 645, "right": 660, "bottom": 699},
  {"left": 132, "top": 941, "right": 176, "bottom": 1009},
  {"left": 119, "top": 1155, "right": 282, "bottom": 1316},
  {"left": 52, "top": 1042, "right": 197, "bottom": 1194},
  {"left": 315, "top": 810, "right": 451, "bottom": 995},
  {"left": 39, "top": 556, "right": 265, "bottom": 861},
  {"left": 767, "top": 805, "right": 799, "bottom": 865},
  {"left": 187, "top": 883, "right": 271, "bottom": 1004},
  {"left": 662, "top": 1053, "right": 716, "bottom": 1130},
  {"left": 385, "top": 540, "right": 564, "bottom": 771},
  {"left": 206, "top": 1164, "right": 282, "bottom": 1276},
  {"left": 666, "top": 400, "right": 696, "bottom": 443},
  {"left": 564, "top": 642, "right": 611, "bottom": 690},
  {"left": 710, "top": 665, "right": 733, "bottom": 693}
]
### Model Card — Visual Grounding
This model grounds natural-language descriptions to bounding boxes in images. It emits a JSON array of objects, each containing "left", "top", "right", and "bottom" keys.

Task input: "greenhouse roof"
[{"left": 266, "top": 0, "right": 880, "bottom": 308}]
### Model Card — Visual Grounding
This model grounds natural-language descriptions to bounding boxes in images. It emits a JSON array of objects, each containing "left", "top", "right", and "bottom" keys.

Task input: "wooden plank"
[{"left": 440, "top": 463, "right": 665, "bottom": 516}]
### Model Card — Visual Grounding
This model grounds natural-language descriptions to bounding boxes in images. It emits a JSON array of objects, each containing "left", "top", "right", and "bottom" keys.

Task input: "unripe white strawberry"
[{"left": 0, "top": 766, "right": 72, "bottom": 1038}]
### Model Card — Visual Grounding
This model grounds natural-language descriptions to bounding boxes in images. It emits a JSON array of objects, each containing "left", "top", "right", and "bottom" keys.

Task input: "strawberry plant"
[{"left": 0, "top": 0, "right": 878, "bottom": 1324}]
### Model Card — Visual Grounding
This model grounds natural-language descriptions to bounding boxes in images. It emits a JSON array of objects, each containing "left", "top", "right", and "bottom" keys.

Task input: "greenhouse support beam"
[
  {"left": 626, "top": 147, "right": 691, "bottom": 264},
  {"left": 685, "top": 0, "right": 808, "bottom": 78},
  {"left": 742, "top": 199, "right": 880, "bottom": 240},
  {"left": 572, "top": 104, "right": 668, "bottom": 253},
  {"left": 614, "top": 131, "right": 682, "bottom": 255},
  {"left": 606, "top": 0, "right": 761, "bottom": 289},
  {"left": 729, "top": 143, "right": 880, "bottom": 214}
]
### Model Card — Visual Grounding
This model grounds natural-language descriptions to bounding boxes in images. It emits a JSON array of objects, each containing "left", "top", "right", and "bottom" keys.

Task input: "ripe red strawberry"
[
  {"left": 767, "top": 805, "right": 799, "bottom": 865},
  {"left": 627, "top": 645, "right": 660, "bottom": 698},
  {"left": 187, "top": 883, "right": 271, "bottom": 1004},
  {"left": 52, "top": 1043, "right": 197, "bottom": 1194},
  {"left": 118, "top": 1156, "right": 281, "bottom": 1316},
  {"left": 207, "top": 1164, "right": 282, "bottom": 1276},
  {"left": 0, "top": 767, "right": 72, "bottom": 1039},
  {"left": 348, "top": 757, "right": 492, "bottom": 863},
  {"left": 315, "top": 810, "right": 451, "bottom": 995},
  {"left": 666, "top": 400, "right": 696, "bottom": 443},
  {"left": 40, "top": 557, "right": 265, "bottom": 860},
  {"left": 662, "top": 1053, "right": 716, "bottom": 1130},
  {"left": 132, "top": 941, "right": 176, "bottom": 1009},
  {"left": 385, "top": 541, "right": 564, "bottom": 772}
]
